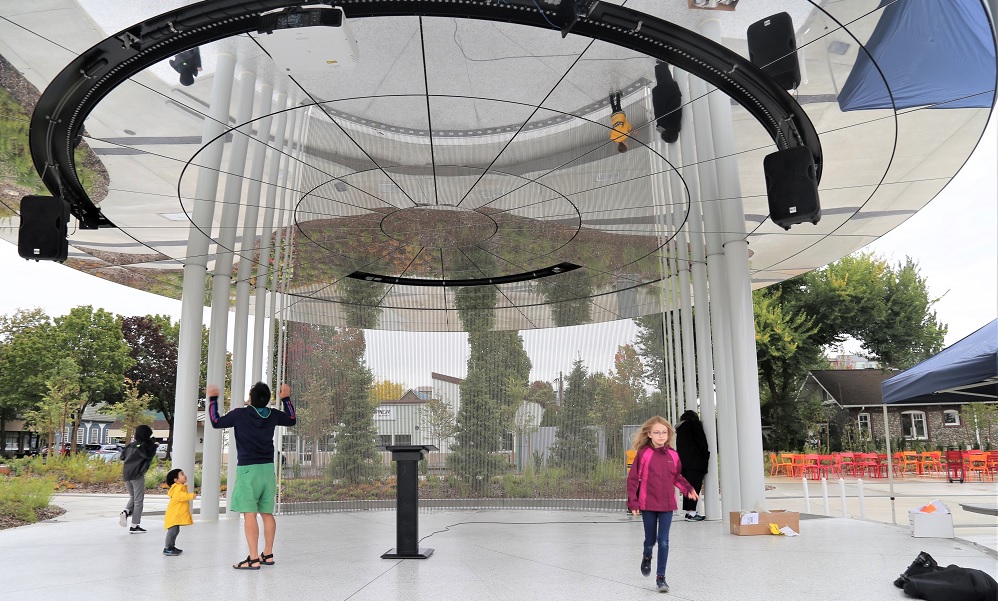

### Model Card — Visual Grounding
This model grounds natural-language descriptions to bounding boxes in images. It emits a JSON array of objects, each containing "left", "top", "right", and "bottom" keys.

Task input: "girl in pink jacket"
[{"left": 626, "top": 416, "right": 698, "bottom": 593}]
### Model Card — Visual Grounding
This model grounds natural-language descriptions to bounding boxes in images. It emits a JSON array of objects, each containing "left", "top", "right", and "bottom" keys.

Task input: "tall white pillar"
[
  {"left": 664, "top": 140, "right": 697, "bottom": 413},
  {"left": 202, "top": 70, "right": 257, "bottom": 521},
  {"left": 676, "top": 68, "right": 721, "bottom": 520},
  {"left": 253, "top": 93, "right": 289, "bottom": 383},
  {"left": 173, "top": 52, "right": 236, "bottom": 476},
  {"left": 689, "top": 71, "right": 741, "bottom": 519},
  {"left": 264, "top": 106, "right": 298, "bottom": 385},
  {"left": 701, "top": 18, "right": 767, "bottom": 510}
]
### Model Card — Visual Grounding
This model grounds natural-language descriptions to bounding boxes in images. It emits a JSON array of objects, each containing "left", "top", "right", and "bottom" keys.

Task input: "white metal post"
[
  {"left": 676, "top": 69, "right": 720, "bottom": 521},
  {"left": 202, "top": 70, "right": 257, "bottom": 521},
  {"left": 689, "top": 72, "right": 741, "bottom": 518},
  {"left": 700, "top": 17, "right": 767, "bottom": 512},
  {"left": 173, "top": 52, "right": 236, "bottom": 476}
]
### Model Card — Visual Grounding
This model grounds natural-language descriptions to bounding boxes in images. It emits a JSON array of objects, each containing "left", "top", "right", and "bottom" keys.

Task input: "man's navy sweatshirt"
[{"left": 208, "top": 395, "right": 296, "bottom": 466}]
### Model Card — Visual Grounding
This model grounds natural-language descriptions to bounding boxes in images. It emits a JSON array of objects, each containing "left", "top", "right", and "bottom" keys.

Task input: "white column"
[
  {"left": 701, "top": 18, "right": 767, "bottom": 510},
  {"left": 664, "top": 141, "right": 696, "bottom": 412},
  {"left": 650, "top": 155, "right": 672, "bottom": 421},
  {"left": 689, "top": 70, "right": 742, "bottom": 518},
  {"left": 233, "top": 83, "right": 273, "bottom": 400},
  {"left": 264, "top": 106, "right": 298, "bottom": 384},
  {"left": 202, "top": 70, "right": 257, "bottom": 521},
  {"left": 253, "top": 93, "right": 289, "bottom": 384},
  {"left": 676, "top": 68, "right": 721, "bottom": 520},
  {"left": 173, "top": 52, "right": 236, "bottom": 475}
]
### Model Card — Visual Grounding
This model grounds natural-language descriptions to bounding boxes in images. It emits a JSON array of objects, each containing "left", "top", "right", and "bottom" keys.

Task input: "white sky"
[{"left": 1, "top": 119, "right": 994, "bottom": 389}]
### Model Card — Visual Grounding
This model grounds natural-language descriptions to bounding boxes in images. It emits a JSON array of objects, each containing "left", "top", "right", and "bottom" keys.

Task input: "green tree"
[
  {"left": 634, "top": 312, "right": 669, "bottom": 392},
  {"left": 963, "top": 403, "right": 998, "bottom": 450},
  {"left": 594, "top": 344, "right": 646, "bottom": 459},
  {"left": 535, "top": 269, "right": 593, "bottom": 326},
  {"left": 0, "top": 309, "right": 59, "bottom": 441},
  {"left": 23, "top": 358, "right": 80, "bottom": 456},
  {"left": 548, "top": 359, "right": 598, "bottom": 475},
  {"left": 99, "top": 379, "right": 155, "bottom": 442},
  {"left": 449, "top": 369, "right": 507, "bottom": 488},
  {"left": 328, "top": 329, "right": 379, "bottom": 483},
  {"left": 54, "top": 306, "right": 134, "bottom": 453},
  {"left": 754, "top": 253, "right": 946, "bottom": 450},
  {"left": 420, "top": 396, "right": 457, "bottom": 448}
]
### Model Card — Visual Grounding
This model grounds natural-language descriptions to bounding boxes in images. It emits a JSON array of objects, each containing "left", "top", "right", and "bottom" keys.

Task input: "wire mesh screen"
[{"left": 275, "top": 316, "right": 684, "bottom": 514}]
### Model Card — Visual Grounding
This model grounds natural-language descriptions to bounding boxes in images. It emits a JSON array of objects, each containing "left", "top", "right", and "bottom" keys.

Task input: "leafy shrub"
[{"left": 0, "top": 476, "right": 56, "bottom": 522}]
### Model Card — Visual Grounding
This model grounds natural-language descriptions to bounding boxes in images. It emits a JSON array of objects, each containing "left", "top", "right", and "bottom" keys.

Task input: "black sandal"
[
  {"left": 233, "top": 556, "right": 261, "bottom": 570},
  {"left": 260, "top": 553, "right": 275, "bottom": 566}
]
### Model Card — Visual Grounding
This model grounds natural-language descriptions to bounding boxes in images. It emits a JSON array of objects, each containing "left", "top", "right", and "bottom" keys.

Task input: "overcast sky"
[{"left": 1, "top": 118, "right": 994, "bottom": 389}]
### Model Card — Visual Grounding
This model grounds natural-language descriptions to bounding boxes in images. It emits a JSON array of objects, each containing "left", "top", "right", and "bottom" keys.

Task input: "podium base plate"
[{"left": 382, "top": 547, "right": 434, "bottom": 559}]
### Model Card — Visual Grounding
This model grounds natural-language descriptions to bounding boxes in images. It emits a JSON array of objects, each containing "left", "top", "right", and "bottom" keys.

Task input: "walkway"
[{"left": 3, "top": 484, "right": 996, "bottom": 600}]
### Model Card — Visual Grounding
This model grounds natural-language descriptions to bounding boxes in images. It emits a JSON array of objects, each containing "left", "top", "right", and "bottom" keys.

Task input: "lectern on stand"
[{"left": 381, "top": 444, "right": 438, "bottom": 559}]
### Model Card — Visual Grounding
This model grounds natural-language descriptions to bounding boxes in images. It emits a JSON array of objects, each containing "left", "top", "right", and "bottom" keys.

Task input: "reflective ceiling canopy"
[{"left": 1, "top": 0, "right": 994, "bottom": 331}]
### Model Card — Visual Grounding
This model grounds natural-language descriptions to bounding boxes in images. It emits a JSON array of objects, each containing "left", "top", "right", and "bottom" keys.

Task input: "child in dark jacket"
[
  {"left": 626, "top": 416, "right": 698, "bottom": 593},
  {"left": 119, "top": 424, "right": 158, "bottom": 533}
]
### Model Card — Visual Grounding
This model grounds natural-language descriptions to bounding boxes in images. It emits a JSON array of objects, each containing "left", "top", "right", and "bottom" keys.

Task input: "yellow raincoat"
[
  {"left": 610, "top": 111, "right": 632, "bottom": 143},
  {"left": 164, "top": 483, "right": 195, "bottom": 529}
]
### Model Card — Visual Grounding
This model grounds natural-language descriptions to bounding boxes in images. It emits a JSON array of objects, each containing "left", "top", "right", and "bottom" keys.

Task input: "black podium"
[{"left": 381, "top": 444, "right": 437, "bottom": 559}]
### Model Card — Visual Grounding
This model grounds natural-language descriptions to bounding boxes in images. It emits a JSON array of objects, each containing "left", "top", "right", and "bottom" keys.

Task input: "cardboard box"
[
  {"left": 908, "top": 510, "right": 954, "bottom": 538},
  {"left": 729, "top": 510, "right": 800, "bottom": 536}
]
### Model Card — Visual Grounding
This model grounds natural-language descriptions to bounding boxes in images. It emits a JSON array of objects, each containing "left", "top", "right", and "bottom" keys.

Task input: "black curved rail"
[{"left": 30, "top": 0, "right": 821, "bottom": 229}]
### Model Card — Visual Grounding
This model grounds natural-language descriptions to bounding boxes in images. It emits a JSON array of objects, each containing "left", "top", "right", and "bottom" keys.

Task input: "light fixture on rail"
[{"left": 256, "top": 5, "right": 359, "bottom": 75}]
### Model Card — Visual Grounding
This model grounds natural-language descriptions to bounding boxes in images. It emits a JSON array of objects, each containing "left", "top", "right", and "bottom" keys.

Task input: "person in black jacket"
[
  {"left": 651, "top": 62, "right": 683, "bottom": 144},
  {"left": 675, "top": 410, "right": 710, "bottom": 521},
  {"left": 119, "top": 424, "right": 158, "bottom": 533}
]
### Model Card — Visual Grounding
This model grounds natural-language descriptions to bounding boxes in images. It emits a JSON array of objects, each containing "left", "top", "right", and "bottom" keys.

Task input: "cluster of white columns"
[
  {"left": 647, "top": 19, "right": 768, "bottom": 520},
  {"left": 168, "top": 19, "right": 767, "bottom": 522},
  {"left": 170, "top": 53, "right": 301, "bottom": 520}
]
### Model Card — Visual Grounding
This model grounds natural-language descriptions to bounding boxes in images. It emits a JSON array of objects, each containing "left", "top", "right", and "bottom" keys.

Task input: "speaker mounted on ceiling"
[
  {"left": 747, "top": 12, "right": 801, "bottom": 90},
  {"left": 763, "top": 146, "right": 820, "bottom": 231},
  {"left": 18, "top": 195, "right": 71, "bottom": 262}
]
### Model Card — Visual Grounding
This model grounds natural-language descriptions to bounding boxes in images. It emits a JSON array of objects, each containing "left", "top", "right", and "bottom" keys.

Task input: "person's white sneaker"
[{"left": 119, "top": 510, "right": 128, "bottom": 527}]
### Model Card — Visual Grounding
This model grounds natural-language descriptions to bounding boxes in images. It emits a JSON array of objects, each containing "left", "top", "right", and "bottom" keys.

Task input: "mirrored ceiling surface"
[{"left": 0, "top": 0, "right": 994, "bottom": 331}]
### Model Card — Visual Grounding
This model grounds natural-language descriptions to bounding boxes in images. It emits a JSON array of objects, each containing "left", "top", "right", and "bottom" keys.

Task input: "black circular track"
[{"left": 30, "top": 0, "right": 822, "bottom": 230}]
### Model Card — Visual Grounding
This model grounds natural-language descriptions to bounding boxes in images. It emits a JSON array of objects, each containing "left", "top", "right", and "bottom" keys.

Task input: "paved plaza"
[{"left": 2, "top": 477, "right": 994, "bottom": 600}]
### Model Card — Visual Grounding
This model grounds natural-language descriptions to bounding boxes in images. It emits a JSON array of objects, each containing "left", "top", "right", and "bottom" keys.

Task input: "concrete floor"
[{"left": 3, "top": 482, "right": 996, "bottom": 601}]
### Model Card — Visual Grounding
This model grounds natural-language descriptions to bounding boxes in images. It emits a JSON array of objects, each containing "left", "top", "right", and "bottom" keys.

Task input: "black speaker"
[
  {"left": 747, "top": 12, "right": 801, "bottom": 90},
  {"left": 18, "top": 195, "right": 70, "bottom": 261},
  {"left": 763, "top": 146, "right": 820, "bottom": 230}
]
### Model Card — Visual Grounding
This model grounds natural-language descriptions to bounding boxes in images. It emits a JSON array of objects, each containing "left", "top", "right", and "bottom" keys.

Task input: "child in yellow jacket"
[{"left": 163, "top": 468, "right": 196, "bottom": 556}]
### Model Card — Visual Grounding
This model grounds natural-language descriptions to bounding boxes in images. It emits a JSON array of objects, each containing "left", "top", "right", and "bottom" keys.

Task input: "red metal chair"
[
  {"left": 837, "top": 452, "right": 856, "bottom": 477},
  {"left": 854, "top": 453, "right": 883, "bottom": 478},
  {"left": 944, "top": 450, "right": 965, "bottom": 483}
]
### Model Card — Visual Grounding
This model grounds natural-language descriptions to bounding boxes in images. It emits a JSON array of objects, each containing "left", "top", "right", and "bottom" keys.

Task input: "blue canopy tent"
[
  {"left": 882, "top": 319, "right": 998, "bottom": 405},
  {"left": 838, "top": 0, "right": 997, "bottom": 111}
]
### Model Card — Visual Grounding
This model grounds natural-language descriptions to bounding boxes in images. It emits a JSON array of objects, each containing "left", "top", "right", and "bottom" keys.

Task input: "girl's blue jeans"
[{"left": 641, "top": 510, "right": 673, "bottom": 578}]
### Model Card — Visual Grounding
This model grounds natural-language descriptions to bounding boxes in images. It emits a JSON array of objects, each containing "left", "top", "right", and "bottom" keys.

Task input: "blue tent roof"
[
  {"left": 882, "top": 319, "right": 998, "bottom": 405},
  {"left": 838, "top": 0, "right": 996, "bottom": 111}
]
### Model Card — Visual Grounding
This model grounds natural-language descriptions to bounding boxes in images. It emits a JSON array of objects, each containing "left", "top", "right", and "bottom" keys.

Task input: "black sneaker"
[
  {"left": 656, "top": 576, "right": 669, "bottom": 592},
  {"left": 640, "top": 555, "right": 652, "bottom": 577},
  {"left": 685, "top": 513, "right": 706, "bottom": 522},
  {"left": 129, "top": 525, "right": 147, "bottom": 534},
  {"left": 119, "top": 511, "right": 128, "bottom": 528},
  {"left": 164, "top": 547, "right": 181, "bottom": 556}
]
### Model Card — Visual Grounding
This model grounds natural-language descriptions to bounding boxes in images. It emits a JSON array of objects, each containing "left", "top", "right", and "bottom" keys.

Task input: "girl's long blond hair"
[{"left": 631, "top": 416, "right": 675, "bottom": 452}]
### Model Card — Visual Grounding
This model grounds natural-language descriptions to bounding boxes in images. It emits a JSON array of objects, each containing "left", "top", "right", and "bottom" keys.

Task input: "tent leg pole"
[{"left": 883, "top": 404, "right": 895, "bottom": 525}]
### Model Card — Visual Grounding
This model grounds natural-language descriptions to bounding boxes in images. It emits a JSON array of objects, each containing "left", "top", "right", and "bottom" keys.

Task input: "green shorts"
[{"left": 230, "top": 463, "right": 276, "bottom": 514}]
